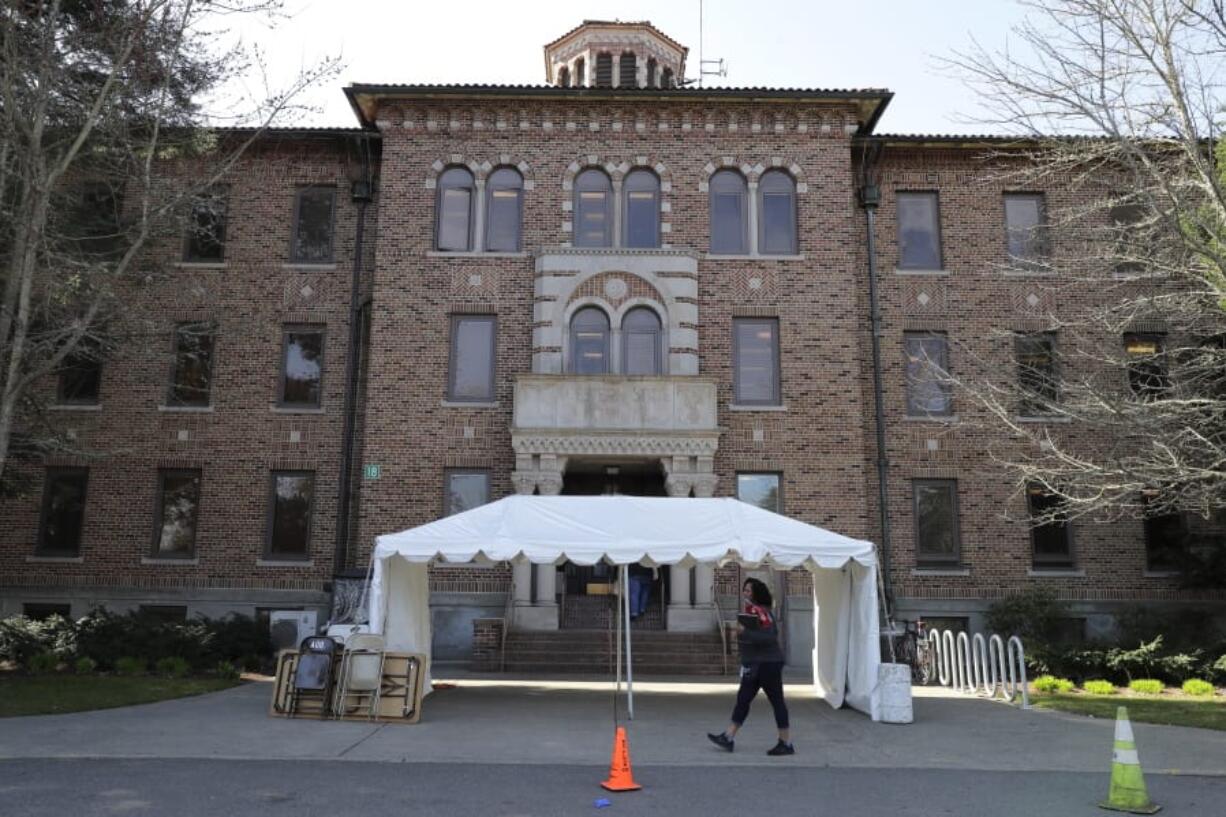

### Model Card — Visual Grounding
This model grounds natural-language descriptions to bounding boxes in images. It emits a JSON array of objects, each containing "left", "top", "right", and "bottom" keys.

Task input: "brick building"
[{"left": 2, "top": 20, "right": 1221, "bottom": 665}]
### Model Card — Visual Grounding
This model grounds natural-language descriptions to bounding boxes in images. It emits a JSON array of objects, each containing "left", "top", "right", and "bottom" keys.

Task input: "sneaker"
[
  {"left": 767, "top": 740, "right": 795, "bottom": 756},
  {"left": 706, "top": 732, "right": 734, "bottom": 752}
]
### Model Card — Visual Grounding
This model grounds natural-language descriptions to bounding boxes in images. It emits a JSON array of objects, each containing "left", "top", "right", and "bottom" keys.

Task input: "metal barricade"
[{"left": 926, "top": 628, "right": 1029, "bottom": 709}]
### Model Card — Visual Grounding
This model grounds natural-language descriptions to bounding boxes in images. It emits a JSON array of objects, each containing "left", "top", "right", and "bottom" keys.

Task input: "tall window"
[
  {"left": 897, "top": 191, "right": 942, "bottom": 269},
  {"left": 904, "top": 332, "right": 952, "bottom": 416},
  {"left": 558, "top": 66, "right": 571, "bottom": 87},
  {"left": 574, "top": 169, "right": 613, "bottom": 248},
  {"left": 436, "top": 167, "right": 475, "bottom": 251},
  {"left": 290, "top": 186, "right": 335, "bottom": 263},
  {"left": 183, "top": 190, "right": 227, "bottom": 263},
  {"left": 446, "top": 470, "right": 490, "bottom": 516},
  {"left": 168, "top": 322, "right": 215, "bottom": 407},
  {"left": 733, "top": 318, "right": 781, "bottom": 405},
  {"left": 448, "top": 315, "right": 497, "bottom": 402},
  {"left": 595, "top": 53, "right": 613, "bottom": 86},
  {"left": 737, "top": 473, "right": 781, "bottom": 513},
  {"left": 710, "top": 170, "right": 748, "bottom": 254},
  {"left": 1027, "top": 485, "right": 1073, "bottom": 568},
  {"left": 622, "top": 307, "right": 663, "bottom": 375},
  {"left": 36, "top": 468, "right": 89, "bottom": 556},
  {"left": 1016, "top": 332, "right": 1057, "bottom": 415},
  {"left": 78, "top": 182, "right": 124, "bottom": 259},
  {"left": 623, "top": 169, "right": 660, "bottom": 248},
  {"left": 57, "top": 346, "right": 102, "bottom": 406},
  {"left": 575, "top": 57, "right": 586, "bottom": 86},
  {"left": 152, "top": 469, "right": 201, "bottom": 558},
  {"left": 279, "top": 326, "right": 324, "bottom": 408},
  {"left": 570, "top": 307, "right": 610, "bottom": 374},
  {"left": 1144, "top": 511, "right": 1185, "bottom": 573},
  {"left": 1004, "top": 193, "right": 1048, "bottom": 267},
  {"left": 1124, "top": 334, "right": 1169, "bottom": 399},
  {"left": 913, "top": 480, "right": 960, "bottom": 566},
  {"left": 619, "top": 52, "right": 637, "bottom": 86},
  {"left": 646, "top": 58, "right": 657, "bottom": 87},
  {"left": 267, "top": 471, "right": 314, "bottom": 559},
  {"left": 485, "top": 168, "right": 523, "bottom": 252},
  {"left": 759, "top": 170, "right": 797, "bottom": 255},
  {"left": 661, "top": 67, "right": 674, "bottom": 88},
  {"left": 1110, "top": 202, "right": 1146, "bottom": 275}
]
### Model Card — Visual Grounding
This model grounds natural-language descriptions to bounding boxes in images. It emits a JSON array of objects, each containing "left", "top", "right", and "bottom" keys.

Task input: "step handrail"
[{"left": 710, "top": 572, "right": 728, "bottom": 675}]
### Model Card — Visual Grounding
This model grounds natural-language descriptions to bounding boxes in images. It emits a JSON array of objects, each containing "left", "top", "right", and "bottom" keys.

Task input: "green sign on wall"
[{"left": 363, "top": 464, "right": 381, "bottom": 480}]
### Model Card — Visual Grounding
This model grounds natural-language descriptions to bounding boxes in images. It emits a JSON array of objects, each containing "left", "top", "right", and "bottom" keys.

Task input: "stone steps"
[{"left": 500, "top": 628, "right": 728, "bottom": 676}]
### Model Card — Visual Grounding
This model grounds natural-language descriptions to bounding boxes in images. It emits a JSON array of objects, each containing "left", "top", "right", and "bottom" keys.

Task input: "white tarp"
[{"left": 370, "top": 495, "right": 882, "bottom": 719}]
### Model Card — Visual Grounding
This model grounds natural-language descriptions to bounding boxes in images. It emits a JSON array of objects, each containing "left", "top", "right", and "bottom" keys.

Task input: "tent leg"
[{"left": 623, "top": 564, "right": 634, "bottom": 721}]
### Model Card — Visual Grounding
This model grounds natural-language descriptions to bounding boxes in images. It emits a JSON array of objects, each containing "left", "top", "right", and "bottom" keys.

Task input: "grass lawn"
[
  {"left": 0, "top": 674, "right": 242, "bottom": 718},
  {"left": 1031, "top": 690, "right": 1226, "bottom": 731}
]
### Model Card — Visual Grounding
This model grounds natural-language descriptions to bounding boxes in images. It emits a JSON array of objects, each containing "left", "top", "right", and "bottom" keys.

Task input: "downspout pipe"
[
  {"left": 334, "top": 138, "right": 373, "bottom": 579},
  {"left": 857, "top": 162, "right": 895, "bottom": 616}
]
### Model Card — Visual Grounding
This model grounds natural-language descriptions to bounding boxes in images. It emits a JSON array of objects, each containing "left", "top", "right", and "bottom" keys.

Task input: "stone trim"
[{"left": 511, "top": 431, "right": 720, "bottom": 457}]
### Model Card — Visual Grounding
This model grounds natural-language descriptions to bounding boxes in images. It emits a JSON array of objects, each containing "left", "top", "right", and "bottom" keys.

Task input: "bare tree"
[
  {"left": 937, "top": 0, "right": 1226, "bottom": 582},
  {"left": 0, "top": 0, "right": 339, "bottom": 491}
]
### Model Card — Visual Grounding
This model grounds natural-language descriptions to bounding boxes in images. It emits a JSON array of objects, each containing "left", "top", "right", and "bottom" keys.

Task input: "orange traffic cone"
[{"left": 600, "top": 726, "right": 642, "bottom": 792}]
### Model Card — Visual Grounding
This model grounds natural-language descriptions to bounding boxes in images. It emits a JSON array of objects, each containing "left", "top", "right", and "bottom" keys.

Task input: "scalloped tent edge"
[{"left": 369, "top": 494, "right": 882, "bottom": 720}]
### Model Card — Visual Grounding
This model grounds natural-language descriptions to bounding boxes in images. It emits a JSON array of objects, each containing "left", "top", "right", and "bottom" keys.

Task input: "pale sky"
[{"left": 229, "top": 0, "right": 1029, "bottom": 133}]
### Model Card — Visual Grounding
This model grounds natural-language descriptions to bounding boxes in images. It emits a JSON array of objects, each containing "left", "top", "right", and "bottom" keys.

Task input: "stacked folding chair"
[
  {"left": 288, "top": 635, "right": 340, "bottom": 718},
  {"left": 333, "top": 633, "right": 387, "bottom": 720}
]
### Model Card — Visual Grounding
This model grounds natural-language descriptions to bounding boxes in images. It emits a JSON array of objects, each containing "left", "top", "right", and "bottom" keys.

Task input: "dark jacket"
[{"left": 738, "top": 610, "right": 785, "bottom": 665}]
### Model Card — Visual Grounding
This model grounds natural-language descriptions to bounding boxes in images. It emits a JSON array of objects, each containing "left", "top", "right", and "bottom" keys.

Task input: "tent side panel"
[
  {"left": 844, "top": 562, "right": 881, "bottom": 720},
  {"left": 810, "top": 566, "right": 851, "bottom": 709}
]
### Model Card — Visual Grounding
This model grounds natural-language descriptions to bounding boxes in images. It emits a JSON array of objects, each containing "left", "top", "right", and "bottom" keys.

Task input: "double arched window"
[
  {"left": 485, "top": 167, "right": 523, "bottom": 252},
  {"left": 436, "top": 167, "right": 475, "bottom": 251},
  {"left": 435, "top": 166, "right": 524, "bottom": 252},
  {"left": 623, "top": 170, "right": 660, "bottom": 248},
  {"left": 709, "top": 168, "right": 798, "bottom": 255},
  {"left": 574, "top": 169, "right": 613, "bottom": 248},
  {"left": 568, "top": 306, "right": 664, "bottom": 375}
]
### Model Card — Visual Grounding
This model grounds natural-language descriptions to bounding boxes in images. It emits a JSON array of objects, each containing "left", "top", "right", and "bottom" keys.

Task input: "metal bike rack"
[{"left": 926, "top": 629, "right": 1029, "bottom": 709}]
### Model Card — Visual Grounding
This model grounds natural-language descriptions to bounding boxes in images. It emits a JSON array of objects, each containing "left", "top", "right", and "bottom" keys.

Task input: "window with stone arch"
[
  {"left": 558, "top": 66, "right": 570, "bottom": 87},
  {"left": 485, "top": 166, "right": 523, "bottom": 252},
  {"left": 623, "top": 168, "right": 660, "bottom": 249},
  {"left": 622, "top": 306, "right": 663, "bottom": 375},
  {"left": 646, "top": 58, "right": 657, "bottom": 88},
  {"left": 574, "top": 168, "right": 613, "bottom": 248},
  {"left": 759, "top": 169, "right": 798, "bottom": 255},
  {"left": 710, "top": 169, "right": 748, "bottom": 254},
  {"left": 436, "top": 166, "right": 475, "bottom": 251},
  {"left": 575, "top": 57, "right": 586, "bottom": 87},
  {"left": 619, "top": 52, "right": 637, "bottom": 86},
  {"left": 570, "top": 306, "right": 611, "bottom": 374}
]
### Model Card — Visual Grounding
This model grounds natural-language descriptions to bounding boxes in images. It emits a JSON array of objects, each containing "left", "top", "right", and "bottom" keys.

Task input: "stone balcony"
[{"left": 510, "top": 374, "right": 721, "bottom": 497}]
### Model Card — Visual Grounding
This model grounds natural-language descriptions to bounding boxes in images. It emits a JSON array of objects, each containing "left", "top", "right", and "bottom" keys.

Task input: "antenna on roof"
[{"left": 695, "top": 0, "right": 728, "bottom": 88}]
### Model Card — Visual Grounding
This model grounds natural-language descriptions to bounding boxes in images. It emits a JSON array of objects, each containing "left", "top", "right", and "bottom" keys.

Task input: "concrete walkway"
[{"left": 2, "top": 675, "right": 1224, "bottom": 775}]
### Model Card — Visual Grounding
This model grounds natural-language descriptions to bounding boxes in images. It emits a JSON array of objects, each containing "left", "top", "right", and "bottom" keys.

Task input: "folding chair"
[
  {"left": 288, "top": 635, "right": 339, "bottom": 718},
  {"left": 333, "top": 633, "right": 386, "bottom": 719}
]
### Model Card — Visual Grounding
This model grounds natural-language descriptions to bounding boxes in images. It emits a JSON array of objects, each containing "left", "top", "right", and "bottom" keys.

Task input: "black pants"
[{"left": 730, "top": 661, "right": 788, "bottom": 729}]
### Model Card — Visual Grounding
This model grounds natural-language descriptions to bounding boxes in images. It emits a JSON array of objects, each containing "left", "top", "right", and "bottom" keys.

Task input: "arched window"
[
  {"left": 570, "top": 307, "right": 610, "bottom": 374},
  {"left": 646, "top": 59, "right": 657, "bottom": 88},
  {"left": 436, "top": 167, "right": 474, "bottom": 251},
  {"left": 622, "top": 307, "right": 663, "bottom": 375},
  {"left": 620, "top": 52, "right": 637, "bottom": 87},
  {"left": 759, "top": 170, "right": 797, "bottom": 255},
  {"left": 709, "top": 170, "right": 748, "bottom": 254},
  {"left": 595, "top": 53, "right": 613, "bottom": 87},
  {"left": 661, "top": 67, "right": 674, "bottom": 88},
  {"left": 623, "top": 169, "right": 660, "bottom": 248},
  {"left": 558, "top": 66, "right": 570, "bottom": 87},
  {"left": 485, "top": 167, "right": 523, "bottom": 252},
  {"left": 574, "top": 169, "right": 612, "bottom": 248},
  {"left": 575, "top": 57, "right": 586, "bottom": 87}
]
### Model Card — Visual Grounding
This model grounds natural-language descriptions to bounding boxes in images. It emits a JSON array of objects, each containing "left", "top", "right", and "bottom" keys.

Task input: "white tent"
[{"left": 369, "top": 494, "right": 882, "bottom": 720}]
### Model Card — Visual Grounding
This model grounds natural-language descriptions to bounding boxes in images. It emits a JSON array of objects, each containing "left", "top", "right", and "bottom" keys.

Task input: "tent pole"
[
  {"left": 623, "top": 563, "right": 634, "bottom": 720},
  {"left": 615, "top": 563, "right": 622, "bottom": 719}
]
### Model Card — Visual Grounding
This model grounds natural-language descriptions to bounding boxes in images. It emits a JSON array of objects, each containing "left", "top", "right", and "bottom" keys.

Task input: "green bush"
[
  {"left": 1034, "top": 675, "right": 1075, "bottom": 693},
  {"left": 154, "top": 656, "right": 190, "bottom": 678},
  {"left": 1210, "top": 655, "right": 1226, "bottom": 685},
  {"left": 72, "top": 609, "right": 271, "bottom": 672},
  {"left": 73, "top": 656, "right": 97, "bottom": 674},
  {"left": 114, "top": 656, "right": 146, "bottom": 676},
  {"left": 986, "top": 588, "right": 1069, "bottom": 645},
  {"left": 1129, "top": 678, "right": 1164, "bottom": 695},
  {"left": 0, "top": 615, "right": 77, "bottom": 666},
  {"left": 1182, "top": 679, "right": 1216, "bottom": 697},
  {"left": 1116, "top": 605, "right": 1222, "bottom": 653},
  {"left": 213, "top": 660, "right": 240, "bottom": 680},
  {"left": 1083, "top": 679, "right": 1117, "bottom": 695},
  {"left": 27, "top": 651, "right": 58, "bottom": 673}
]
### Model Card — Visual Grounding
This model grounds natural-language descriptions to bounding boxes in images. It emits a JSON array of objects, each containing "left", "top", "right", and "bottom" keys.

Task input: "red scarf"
[{"left": 744, "top": 601, "right": 772, "bottom": 628}]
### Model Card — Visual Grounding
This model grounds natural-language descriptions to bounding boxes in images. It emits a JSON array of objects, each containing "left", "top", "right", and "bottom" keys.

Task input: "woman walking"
[{"left": 707, "top": 577, "right": 793, "bottom": 755}]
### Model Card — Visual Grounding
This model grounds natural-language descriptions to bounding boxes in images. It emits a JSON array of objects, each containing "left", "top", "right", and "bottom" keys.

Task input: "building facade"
[{"left": 2, "top": 21, "right": 1220, "bottom": 663}]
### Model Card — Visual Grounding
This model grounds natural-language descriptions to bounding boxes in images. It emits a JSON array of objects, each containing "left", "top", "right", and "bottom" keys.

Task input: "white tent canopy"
[{"left": 369, "top": 495, "right": 882, "bottom": 719}]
